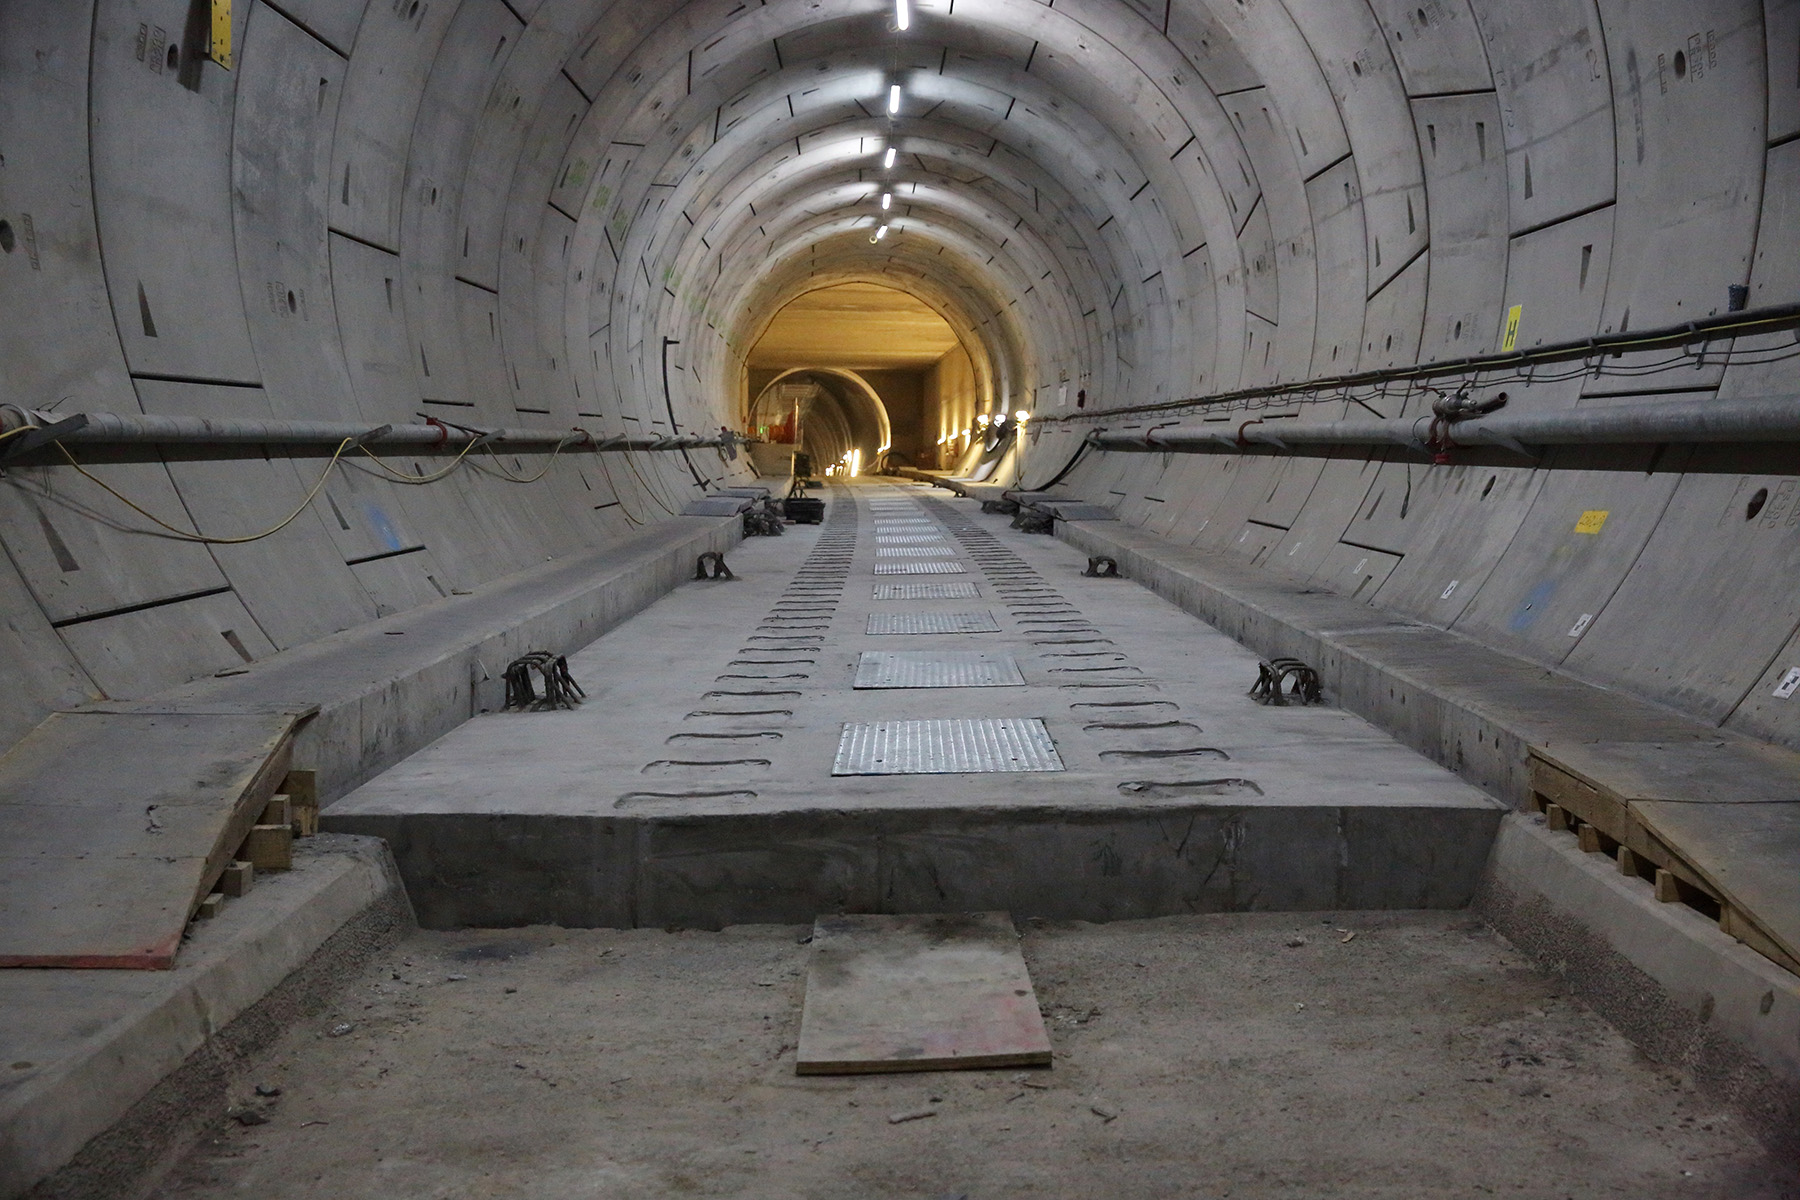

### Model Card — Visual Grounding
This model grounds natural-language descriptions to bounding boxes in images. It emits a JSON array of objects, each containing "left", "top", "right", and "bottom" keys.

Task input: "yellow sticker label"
[
  {"left": 1574, "top": 509, "right": 1609, "bottom": 534},
  {"left": 1501, "top": 304, "right": 1523, "bottom": 352},
  {"left": 209, "top": 0, "right": 232, "bottom": 69}
]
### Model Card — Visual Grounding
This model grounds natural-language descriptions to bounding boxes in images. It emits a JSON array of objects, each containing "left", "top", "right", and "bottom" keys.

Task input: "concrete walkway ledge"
[
  {"left": 152, "top": 516, "right": 740, "bottom": 803},
  {"left": 0, "top": 835, "right": 413, "bottom": 1200},
  {"left": 1481, "top": 815, "right": 1800, "bottom": 1160}
]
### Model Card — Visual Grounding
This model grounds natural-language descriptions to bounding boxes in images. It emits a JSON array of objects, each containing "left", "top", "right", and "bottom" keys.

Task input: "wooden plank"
[
  {"left": 796, "top": 912, "right": 1053, "bottom": 1075},
  {"left": 0, "top": 709, "right": 307, "bottom": 969},
  {"left": 1633, "top": 799, "right": 1800, "bottom": 970},
  {"left": 1530, "top": 752, "right": 1713, "bottom": 895}
]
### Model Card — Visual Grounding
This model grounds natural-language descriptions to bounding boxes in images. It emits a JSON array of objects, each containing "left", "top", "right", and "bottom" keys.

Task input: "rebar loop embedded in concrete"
[
  {"left": 502, "top": 653, "right": 586, "bottom": 711},
  {"left": 1250, "top": 659, "right": 1323, "bottom": 707},
  {"left": 694, "top": 551, "right": 734, "bottom": 580},
  {"left": 1084, "top": 555, "right": 1120, "bottom": 577}
]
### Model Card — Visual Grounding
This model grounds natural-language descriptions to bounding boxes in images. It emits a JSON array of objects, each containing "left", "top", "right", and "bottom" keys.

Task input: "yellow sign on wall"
[
  {"left": 1574, "top": 509, "right": 1609, "bottom": 534},
  {"left": 1501, "top": 304, "right": 1523, "bottom": 352},
  {"left": 209, "top": 0, "right": 232, "bottom": 69}
]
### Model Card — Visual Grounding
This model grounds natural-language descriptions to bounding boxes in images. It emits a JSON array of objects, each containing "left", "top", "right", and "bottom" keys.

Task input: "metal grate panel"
[
  {"left": 875, "top": 535, "right": 949, "bottom": 545},
  {"left": 865, "top": 611, "right": 1001, "bottom": 635},
  {"left": 877, "top": 546, "right": 957, "bottom": 557},
  {"left": 872, "top": 581, "right": 980, "bottom": 600},
  {"left": 853, "top": 650, "right": 1025, "bottom": 688},
  {"left": 833, "top": 718, "right": 1064, "bottom": 775},
  {"left": 874, "top": 561, "right": 967, "bottom": 574}
]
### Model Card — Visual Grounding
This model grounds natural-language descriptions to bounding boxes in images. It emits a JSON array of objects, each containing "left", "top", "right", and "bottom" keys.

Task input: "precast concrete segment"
[{"left": 325, "top": 481, "right": 1501, "bottom": 931}]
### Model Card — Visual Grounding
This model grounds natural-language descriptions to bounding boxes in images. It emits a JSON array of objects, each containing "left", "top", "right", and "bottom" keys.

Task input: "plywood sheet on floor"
[{"left": 796, "top": 912, "right": 1053, "bottom": 1074}]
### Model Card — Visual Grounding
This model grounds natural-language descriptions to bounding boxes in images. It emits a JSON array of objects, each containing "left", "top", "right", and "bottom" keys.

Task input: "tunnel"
[{"left": 2, "top": 0, "right": 1799, "bottom": 1194}]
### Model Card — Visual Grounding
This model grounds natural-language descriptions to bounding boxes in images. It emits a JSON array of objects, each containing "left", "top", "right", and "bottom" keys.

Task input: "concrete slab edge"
[
  {"left": 1478, "top": 815, "right": 1800, "bottom": 1162},
  {"left": 2, "top": 836, "right": 414, "bottom": 1200}
]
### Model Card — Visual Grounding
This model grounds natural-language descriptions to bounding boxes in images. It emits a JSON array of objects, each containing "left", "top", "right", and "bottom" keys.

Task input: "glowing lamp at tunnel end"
[
  {"left": 895, "top": 0, "right": 910, "bottom": 31},
  {"left": 883, "top": 147, "right": 897, "bottom": 169},
  {"left": 888, "top": 84, "right": 902, "bottom": 115}
]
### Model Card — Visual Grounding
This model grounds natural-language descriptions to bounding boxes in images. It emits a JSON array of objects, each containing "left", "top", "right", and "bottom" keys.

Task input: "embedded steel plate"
[
  {"left": 853, "top": 650, "right": 1025, "bottom": 688},
  {"left": 832, "top": 718, "right": 1064, "bottom": 775},
  {"left": 873, "top": 581, "right": 981, "bottom": 600},
  {"left": 865, "top": 611, "right": 1001, "bottom": 635},
  {"left": 874, "top": 561, "right": 967, "bottom": 574}
]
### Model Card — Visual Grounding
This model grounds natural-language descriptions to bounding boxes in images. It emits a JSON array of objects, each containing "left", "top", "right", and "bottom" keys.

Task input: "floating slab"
[
  {"left": 795, "top": 911, "right": 1053, "bottom": 1075},
  {"left": 866, "top": 611, "right": 1002, "bottom": 635},
  {"left": 0, "top": 707, "right": 308, "bottom": 969},
  {"left": 854, "top": 650, "right": 1025, "bottom": 689},
  {"left": 833, "top": 718, "right": 1064, "bottom": 775}
]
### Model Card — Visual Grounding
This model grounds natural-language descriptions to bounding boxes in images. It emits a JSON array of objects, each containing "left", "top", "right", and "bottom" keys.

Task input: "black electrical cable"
[{"left": 1012, "top": 431, "right": 1096, "bottom": 494}]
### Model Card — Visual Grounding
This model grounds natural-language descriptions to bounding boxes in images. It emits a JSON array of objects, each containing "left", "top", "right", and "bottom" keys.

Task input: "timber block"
[
  {"left": 242, "top": 825, "right": 293, "bottom": 872},
  {"left": 220, "top": 861, "right": 254, "bottom": 898}
]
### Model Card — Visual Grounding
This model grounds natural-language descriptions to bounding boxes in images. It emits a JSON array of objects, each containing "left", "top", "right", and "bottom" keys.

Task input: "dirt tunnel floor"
[{"left": 152, "top": 912, "right": 1791, "bottom": 1199}]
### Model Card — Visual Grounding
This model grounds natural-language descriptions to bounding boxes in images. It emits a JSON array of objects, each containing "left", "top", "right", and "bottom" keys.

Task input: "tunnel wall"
[
  {"left": 0, "top": 0, "right": 756, "bottom": 751},
  {"left": 1, "top": 0, "right": 1797, "bottom": 759},
  {"left": 1030, "top": 0, "right": 1800, "bottom": 753}
]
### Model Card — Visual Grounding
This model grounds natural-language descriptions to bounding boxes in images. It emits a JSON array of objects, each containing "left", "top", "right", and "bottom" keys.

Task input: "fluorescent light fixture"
[
  {"left": 1015, "top": 409, "right": 1030, "bottom": 422},
  {"left": 883, "top": 147, "right": 897, "bottom": 169},
  {"left": 896, "top": 0, "right": 910, "bottom": 31},
  {"left": 888, "top": 84, "right": 901, "bottom": 114},
  {"left": 881, "top": 192, "right": 892, "bottom": 210},
  {"left": 876, "top": 225, "right": 889, "bottom": 240}
]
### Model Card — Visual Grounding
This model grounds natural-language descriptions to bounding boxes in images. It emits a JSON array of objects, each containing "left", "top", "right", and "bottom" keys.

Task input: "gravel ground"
[{"left": 151, "top": 911, "right": 1791, "bottom": 1199}]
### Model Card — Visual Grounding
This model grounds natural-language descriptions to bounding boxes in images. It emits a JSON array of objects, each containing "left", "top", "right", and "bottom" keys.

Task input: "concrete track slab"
[{"left": 326, "top": 483, "right": 1502, "bottom": 929}]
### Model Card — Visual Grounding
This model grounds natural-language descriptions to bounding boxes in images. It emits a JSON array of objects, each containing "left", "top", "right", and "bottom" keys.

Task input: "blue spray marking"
[
  {"left": 1509, "top": 578, "right": 1557, "bottom": 632},
  {"left": 363, "top": 504, "right": 404, "bottom": 552}
]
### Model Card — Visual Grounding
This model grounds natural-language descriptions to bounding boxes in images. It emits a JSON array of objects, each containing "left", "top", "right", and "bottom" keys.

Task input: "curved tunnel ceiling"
[{"left": 0, "top": 0, "right": 1792, "bottom": 747}]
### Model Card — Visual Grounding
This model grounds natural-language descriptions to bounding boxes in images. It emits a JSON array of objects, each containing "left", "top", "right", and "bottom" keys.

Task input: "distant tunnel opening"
[{"left": 742, "top": 282, "right": 989, "bottom": 475}]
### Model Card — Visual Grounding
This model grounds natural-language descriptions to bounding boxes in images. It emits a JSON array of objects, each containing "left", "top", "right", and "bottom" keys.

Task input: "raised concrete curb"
[
  {"left": 159, "top": 516, "right": 740, "bottom": 803},
  {"left": 0, "top": 835, "right": 413, "bottom": 1200},
  {"left": 1479, "top": 815, "right": 1800, "bottom": 1161}
]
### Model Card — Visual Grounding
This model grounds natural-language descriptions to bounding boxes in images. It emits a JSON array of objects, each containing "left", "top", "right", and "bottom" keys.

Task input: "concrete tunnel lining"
[{"left": 2, "top": 0, "right": 1800, "bottom": 1191}]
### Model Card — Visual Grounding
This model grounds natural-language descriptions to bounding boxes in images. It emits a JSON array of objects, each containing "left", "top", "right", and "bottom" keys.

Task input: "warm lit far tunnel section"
[{"left": 742, "top": 282, "right": 986, "bottom": 477}]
